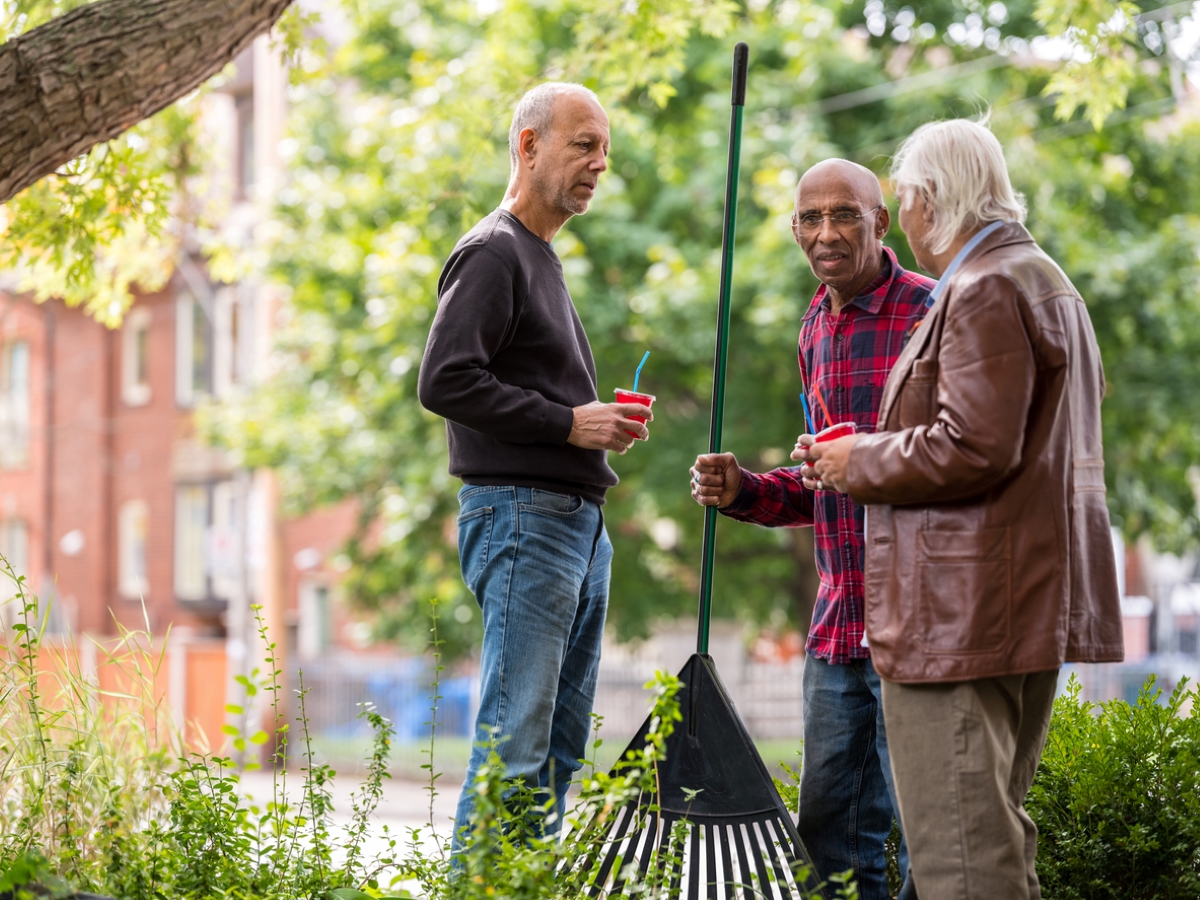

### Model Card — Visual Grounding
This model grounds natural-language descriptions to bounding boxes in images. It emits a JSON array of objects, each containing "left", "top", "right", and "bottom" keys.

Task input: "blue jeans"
[
  {"left": 799, "top": 654, "right": 916, "bottom": 900},
  {"left": 451, "top": 485, "right": 611, "bottom": 849}
]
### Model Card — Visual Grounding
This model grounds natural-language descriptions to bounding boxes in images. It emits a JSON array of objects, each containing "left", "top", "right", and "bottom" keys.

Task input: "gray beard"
[
  {"left": 535, "top": 175, "right": 587, "bottom": 217},
  {"left": 557, "top": 191, "right": 588, "bottom": 216}
]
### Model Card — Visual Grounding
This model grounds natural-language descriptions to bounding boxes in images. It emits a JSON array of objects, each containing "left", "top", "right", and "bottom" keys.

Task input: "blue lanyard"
[{"left": 928, "top": 220, "right": 1006, "bottom": 304}]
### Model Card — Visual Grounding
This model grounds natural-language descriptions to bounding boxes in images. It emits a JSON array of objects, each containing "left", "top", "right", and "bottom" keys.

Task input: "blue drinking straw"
[
  {"left": 799, "top": 393, "right": 816, "bottom": 435},
  {"left": 633, "top": 351, "right": 650, "bottom": 392}
]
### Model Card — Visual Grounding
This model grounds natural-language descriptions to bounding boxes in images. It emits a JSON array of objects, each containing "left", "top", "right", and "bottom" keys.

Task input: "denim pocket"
[
  {"left": 518, "top": 489, "right": 584, "bottom": 517},
  {"left": 457, "top": 505, "right": 493, "bottom": 598}
]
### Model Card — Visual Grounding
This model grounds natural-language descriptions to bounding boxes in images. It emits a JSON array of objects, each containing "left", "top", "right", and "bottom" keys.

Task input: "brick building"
[{"left": 0, "top": 37, "right": 366, "bottom": 747}]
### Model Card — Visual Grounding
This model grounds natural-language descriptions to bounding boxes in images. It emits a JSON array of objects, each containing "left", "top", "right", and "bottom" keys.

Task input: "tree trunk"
[{"left": 0, "top": 0, "right": 294, "bottom": 204}]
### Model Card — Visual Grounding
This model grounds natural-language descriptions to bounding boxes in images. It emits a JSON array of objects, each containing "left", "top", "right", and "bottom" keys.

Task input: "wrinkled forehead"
[
  {"left": 551, "top": 92, "right": 610, "bottom": 136},
  {"left": 795, "top": 175, "right": 876, "bottom": 213},
  {"left": 795, "top": 166, "right": 883, "bottom": 212}
]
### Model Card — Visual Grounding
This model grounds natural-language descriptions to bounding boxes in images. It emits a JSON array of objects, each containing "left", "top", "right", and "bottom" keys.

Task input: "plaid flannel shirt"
[{"left": 721, "top": 248, "right": 936, "bottom": 663}]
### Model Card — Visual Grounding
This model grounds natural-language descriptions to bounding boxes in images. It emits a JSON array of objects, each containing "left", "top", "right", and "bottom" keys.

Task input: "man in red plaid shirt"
[{"left": 691, "top": 159, "right": 933, "bottom": 900}]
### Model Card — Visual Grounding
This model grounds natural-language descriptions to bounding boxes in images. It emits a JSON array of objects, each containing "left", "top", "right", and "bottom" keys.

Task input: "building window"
[
  {"left": 208, "top": 479, "right": 243, "bottom": 601},
  {"left": 235, "top": 91, "right": 255, "bottom": 201},
  {"left": 174, "top": 484, "right": 208, "bottom": 601},
  {"left": 213, "top": 285, "right": 255, "bottom": 396},
  {"left": 121, "top": 308, "right": 152, "bottom": 406},
  {"left": 297, "top": 579, "right": 332, "bottom": 659},
  {"left": 177, "top": 286, "right": 254, "bottom": 406},
  {"left": 175, "top": 291, "right": 213, "bottom": 407},
  {"left": 0, "top": 341, "right": 30, "bottom": 469},
  {"left": 174, "top": 480, "right": 242, "bottom": 605},
  {"left": 0, "top": 518, "right": 28, "bottom": 580},
  {"left": 118, "top": 501, "right": 149, "bottom": 598}
]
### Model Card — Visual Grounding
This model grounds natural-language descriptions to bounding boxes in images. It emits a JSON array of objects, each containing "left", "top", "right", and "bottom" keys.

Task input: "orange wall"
[{"left": 10, "top": 636, "right": 227, "bottom": 756}]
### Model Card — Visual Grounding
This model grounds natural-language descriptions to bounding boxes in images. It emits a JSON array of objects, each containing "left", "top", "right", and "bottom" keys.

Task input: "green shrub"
[{"left": 1026, "top": 673, "right": 1200, "bottom": 899}]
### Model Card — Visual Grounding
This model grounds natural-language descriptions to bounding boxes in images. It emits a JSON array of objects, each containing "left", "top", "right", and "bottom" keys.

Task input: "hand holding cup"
[{"left": 793, "top": 422, "right": 858, "bottom": 491}]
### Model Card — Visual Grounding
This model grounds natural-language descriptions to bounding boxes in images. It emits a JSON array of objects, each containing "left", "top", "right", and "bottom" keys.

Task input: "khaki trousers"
[{"left": 880, "top": 670, "right": 1059, "bottom": 900}]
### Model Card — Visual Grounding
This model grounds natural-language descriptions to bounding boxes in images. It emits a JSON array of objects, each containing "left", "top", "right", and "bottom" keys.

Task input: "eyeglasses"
[{"left": 791, "top": 205, "right": 884, "bottom": 240}]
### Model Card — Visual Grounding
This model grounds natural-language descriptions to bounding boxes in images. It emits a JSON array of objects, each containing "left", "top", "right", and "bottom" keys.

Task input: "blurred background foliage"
[
  {"left": 201, "top": 0, "right": 1200, "bottom": 659},
  {"left": 6, "top": 0, "right": 1197, "bottom": 660}
]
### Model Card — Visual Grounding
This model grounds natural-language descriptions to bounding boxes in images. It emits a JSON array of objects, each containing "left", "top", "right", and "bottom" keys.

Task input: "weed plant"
[
  {"left": 0, "top": 564, "right": 831, "bottom": 899},
  {"left": 7, "top": 538, "right": 1200, "bottom": 899}
]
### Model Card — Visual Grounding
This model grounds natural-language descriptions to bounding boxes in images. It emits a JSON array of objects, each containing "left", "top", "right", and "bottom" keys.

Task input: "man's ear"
[
  {"left": 875, "top": 204, "right": 891, "bottom": 238},
  {"left": 920, "top": 189, "right": 935, "bottom": 223},
  {"left": 518, "top": 126, "right": 539, "bottom": 167}
]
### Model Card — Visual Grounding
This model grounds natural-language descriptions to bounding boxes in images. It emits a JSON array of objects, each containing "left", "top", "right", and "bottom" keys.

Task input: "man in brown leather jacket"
[{"left": 803, "top": 119, "right": 1124, "bottom": 900}]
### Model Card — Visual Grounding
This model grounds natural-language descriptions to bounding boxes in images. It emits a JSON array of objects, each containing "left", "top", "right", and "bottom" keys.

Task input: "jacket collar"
[
  {"left": 969, "top": 220, "right": 1035, "bottom": 260},
  {"left": 875, "top": 222, "right": 1036, "bottom": 427}
]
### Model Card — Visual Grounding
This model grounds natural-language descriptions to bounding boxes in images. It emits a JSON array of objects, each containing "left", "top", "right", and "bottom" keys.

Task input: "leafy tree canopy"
[
  {"left": 201, "top": 0, "right": 1200, "bottom": 660},
  {"left": 5, "top": 0, "right": 1196, "bottom": 658}
]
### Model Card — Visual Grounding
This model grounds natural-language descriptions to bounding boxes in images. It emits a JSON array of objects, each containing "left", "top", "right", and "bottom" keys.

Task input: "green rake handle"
[{"left": 697, "top": 42, "right": 748, "bottom": 655}]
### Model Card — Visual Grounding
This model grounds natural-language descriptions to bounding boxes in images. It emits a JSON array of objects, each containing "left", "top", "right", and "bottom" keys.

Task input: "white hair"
[
  {"left": 890, "top": 117, "right": 1026, "bottom": 255},
  {"left": 508, "top": 82, "right": 599, "bottom": 171}
]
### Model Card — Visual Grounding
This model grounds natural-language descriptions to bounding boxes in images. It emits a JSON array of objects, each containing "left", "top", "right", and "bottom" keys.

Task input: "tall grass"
[
  {"left": 0, "top": 568, "right": 833, "bottom": 900},
  {"left": 0, "top": 559, "right": 175, "bottom": 892}
]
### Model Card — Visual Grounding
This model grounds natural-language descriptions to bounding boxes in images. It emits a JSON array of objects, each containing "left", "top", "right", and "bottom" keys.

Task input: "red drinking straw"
[{"left": 811, "top": 381, "right": 834, "bottom": 429}]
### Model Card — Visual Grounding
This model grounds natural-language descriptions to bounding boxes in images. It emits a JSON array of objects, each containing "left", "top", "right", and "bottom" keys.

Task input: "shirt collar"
[
  {"left": 803, "top": 246, "right": 898, "bottom": 322},
  {"left": 928, "top": 220, "right": 1006, "bottom": 302}
]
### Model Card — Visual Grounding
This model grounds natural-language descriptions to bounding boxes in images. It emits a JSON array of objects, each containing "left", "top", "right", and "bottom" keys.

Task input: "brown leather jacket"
[{"left": 847, "top": 223, "right": 1124, "bottom": 683}]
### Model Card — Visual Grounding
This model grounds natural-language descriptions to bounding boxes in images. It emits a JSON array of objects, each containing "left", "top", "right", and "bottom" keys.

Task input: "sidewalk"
[{"left": 236, "top": 769, "right": 459, "bottom": 848}]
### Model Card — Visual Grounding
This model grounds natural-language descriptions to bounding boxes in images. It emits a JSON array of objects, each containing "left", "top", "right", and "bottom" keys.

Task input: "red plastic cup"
[
  {"left": 807, "top": 421, "right": 857, "bottom": 490},
  {"left": 814, "top": 421, "right": 857, "bottom": 443},
  {"left": 614, "top": 389, "right": 655, "bottom": 439}
]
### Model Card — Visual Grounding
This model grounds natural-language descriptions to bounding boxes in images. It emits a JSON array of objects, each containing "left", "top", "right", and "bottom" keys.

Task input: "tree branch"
[{"left": 0, "top": 0, "right": 294, "bottom": 203}]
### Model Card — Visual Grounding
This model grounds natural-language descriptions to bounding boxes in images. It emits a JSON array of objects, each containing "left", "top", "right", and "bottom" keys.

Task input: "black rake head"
[{"left": 572, "top": 654, "right": 825, "bottom": 900}]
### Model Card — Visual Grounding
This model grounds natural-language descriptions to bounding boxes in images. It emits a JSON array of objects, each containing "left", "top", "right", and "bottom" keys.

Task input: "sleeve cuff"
[
  {"left": 846, "top": 432, "right": 891, "bottom": 504},
  {"left": 540, "top": 402, "right": 576, "bottom": 445},
  {"left": 720, "top": 469, "right": 767, "bottom": 518}
]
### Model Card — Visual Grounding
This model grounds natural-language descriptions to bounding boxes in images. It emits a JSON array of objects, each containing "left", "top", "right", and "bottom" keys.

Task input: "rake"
[{"left": 574, "top": 43, "right": 824, "bottom": 900}]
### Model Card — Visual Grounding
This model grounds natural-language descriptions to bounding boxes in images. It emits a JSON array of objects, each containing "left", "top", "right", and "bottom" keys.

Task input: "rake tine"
[
  {"left": 638, "top": 809, "right": 666, "bottom": 884},
  {"left": 590, "top": 802, "right": 637, "bottom": 897},
  {"left": 663, "top": 816, "right": 686, "bottom": 899},
  {"left": 576, "top": 801, "right": 623, "bottom": 878},
  {"left": 768, "top": 816, "right": 796, "bottom": 897},
  {"left": 751, "top": 820, "right": 783, "bottom": 900},
  {"left": 650, "top": 811, "right": 673, "bottom": 886},
  {"left": 757, "top": 819, "right": 782, "bottom": 896},
  {"left": 613, "top": 806, "right": 656, "bottom": 896},
  {"left": 733, "top": 823, "right": 757, "bottom": 900},
  {"left": 719, "top": 823, "right": 738, "bottom": 899},
  {"left": 687, "top": 820, "right": 702, "bottom": 900},
  {"left": 705, "top": 823, "right": 720, "bottom": 900},
  {"left": 656, "top": 816, "right": 681, "bottom": 898}
]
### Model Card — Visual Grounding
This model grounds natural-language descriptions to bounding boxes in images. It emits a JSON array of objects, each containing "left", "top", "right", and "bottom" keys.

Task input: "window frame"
[
  {"left": 121, "top": 308, "right": 152, "bottom": 406},
  {"left": 0, "top": 341, "right": 31, "bottom": 470},
  {"left": 118, "top": 500, "right": 149, "bottom": 599}
]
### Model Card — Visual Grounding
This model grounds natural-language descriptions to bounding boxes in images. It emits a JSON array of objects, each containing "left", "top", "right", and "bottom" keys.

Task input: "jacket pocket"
[
  {"left": 897, "top": 359, "right": 938, "bottom": 428},
  {"left": 916, "top": 527, "right": 1011, "bottom": 655}
]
